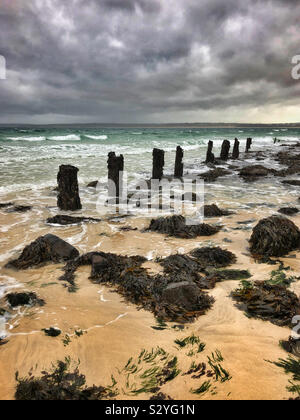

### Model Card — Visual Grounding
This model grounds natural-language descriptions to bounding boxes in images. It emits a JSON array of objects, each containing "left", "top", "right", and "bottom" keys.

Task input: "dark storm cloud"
[{"left": 0, "top": 0, "right": 299, "bottom": 123}]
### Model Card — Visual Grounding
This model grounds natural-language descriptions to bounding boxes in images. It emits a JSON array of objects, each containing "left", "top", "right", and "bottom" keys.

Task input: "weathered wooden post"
[
  {"left": 220, "top": 140, "right": 231, "bottom": 160},
  {"left": 232, "top": 138, "right": 240, "bottom": 159},
  {"left": 152, "top": 148, "right": 165, "bottom": 180},
  {"left": 108, "top": 152, "right": 124, "bottom": 201},
  {"left": 246, "top": 138, "right": 252, "bottom": 153},
  {"left": 174, "top": 146, "right": 184, "bottom": 178},
  {"left": 205, "top": 140, "right": 215, "bottom": 164},
  {"left": 57, "top": 165, "right": 82, "bottom": 211}
]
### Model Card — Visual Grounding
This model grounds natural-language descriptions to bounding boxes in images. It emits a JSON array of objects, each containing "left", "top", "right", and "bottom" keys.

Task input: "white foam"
[
  {"left": 84, "top": 135, "right": 108, "bottom": 140},
  {"left": 48, "top": 134, "right": 81, "bottom": 141},
  {"left": 7, "top": 136, "right": 46, "bottom": 142},
  {"left": 0, "top": 275, "right": 22, "bottom": 299}
]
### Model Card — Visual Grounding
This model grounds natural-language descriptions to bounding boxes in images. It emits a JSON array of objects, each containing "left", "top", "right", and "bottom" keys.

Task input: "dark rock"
[
  {"left": 6, "top": 234, "right": 79, "bottom": 270},
  {"left": 0, "top": 308, "right": 6, "bottom": 316},
  {"left": 6, "top": 292, "right": 45, "bottom": 308},
  {"left": 282, "top": 180, "right": 300, "bottom": 186},
  {"left": 220, "top": 140, "right": 231, "bottom": 160},
  {"left": 232, "top": 138, "right": 240, "bottom": 159},
  {"left": 57, "top": 165, "right": 82, "bottom": 211},
  {"left": 278, "top": 207, "right": 299, "bottom": 216},
  {"left": 6, "top": 205, "right": 32, "bottom": 213},
  {"left": 42, "top": 327, "right": 62, "bottom": 337},
  {"left": 205, "top": 141, "right": 215, "bottom": 164},
  {"left": 246, "top": 138, "right": 252, "bottom": 153},
  {"left": 239, "top": 165, "right": 274, "bottom": 178},
  {"left": 199, "top": 168, "right": 231, "bottom": 182},
  {"left": 280, "top": 337, "right": 300, "bottom": 358},
  {"left": 232, "top": 281, "right": 300, "bottom": 327},
  {"left": 0, "top": 202, "right": 14, "bottom": 209},
  {"left": 203, "top": 204, "right": 233, "bottom": 217},
  {"left": 152, "top": 148, "right": 165, "bottom": 180},
  {"left": 249, "top": 216, "right": 300, "bottom": 257},
  {"left": 119, "top": 226, "right": 138, "bottom": 232},
  {"left": 86, "top": 181, "right": 98, "bottom": 188},
  {"left": 46, "top": 215, "right": 101, "bottom": 225},
  {"left": 147, "top": 215, "right": 222, "bottom": 239},
  {"left": 107, "top": 152, "right": 124, "bottom": 200},
  {"left": 190, "top": 247, "right": 237, "bottom": 268},
  {"left": 174, "top": 146, "right": 184, "bottom": 178}
]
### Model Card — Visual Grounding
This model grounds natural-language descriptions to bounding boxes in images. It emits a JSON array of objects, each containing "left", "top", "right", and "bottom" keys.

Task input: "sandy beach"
[{"left": 0, "top": 182, "right": 299, "bottom": 400}]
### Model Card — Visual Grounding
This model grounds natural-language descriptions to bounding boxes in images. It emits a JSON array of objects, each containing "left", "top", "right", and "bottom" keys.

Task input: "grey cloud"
[{"left": 0, "top": 0, "right": 299, "bottom": 123}]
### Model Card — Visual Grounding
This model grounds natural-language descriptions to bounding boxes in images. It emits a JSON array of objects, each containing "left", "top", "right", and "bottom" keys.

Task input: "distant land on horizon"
[{"left": 0, "top": 122, "right": 300, "bottom": 129}]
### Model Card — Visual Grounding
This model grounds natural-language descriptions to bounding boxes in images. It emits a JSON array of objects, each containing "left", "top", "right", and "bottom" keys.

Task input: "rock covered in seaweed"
[
  {"left": 199, "top": 168, "right": 231, "bottom": 183},
  {"left": 239, "top": 165, "right": 274, "bottom": 180},
  {"left": 232, "top": 281, "right": 300, "bottom": 327},
  {"left": 249, "top": 215, "right": 300, "bottom": 257},
  {"left": 158, "top": 247, "right": 237, "bottom": 273},
  {"left": 203, "top": 204, "right": 233, "bottom": 217},
  {"left": 190, "top": 247, "right": 237, "bottom": 268},
  {"left": 147, "top": 215, "right": 221, "bottom": 239},
  {"left": 6, "top": 234, "right": 79, "bottom": 270},
  {"left": 159, "top": 281, "right": 214, "bottom": 320}
]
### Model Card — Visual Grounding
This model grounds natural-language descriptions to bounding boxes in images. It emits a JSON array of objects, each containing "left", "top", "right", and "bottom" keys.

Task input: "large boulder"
[
  {"left": 160, "top": 281, "right": 214, "bottom": 318},
  {"left": 6, "top": 234, "right": 79, "bottom": 270},
  {"left": 249, "top": 216, "right": 300, "bottom": 257}
]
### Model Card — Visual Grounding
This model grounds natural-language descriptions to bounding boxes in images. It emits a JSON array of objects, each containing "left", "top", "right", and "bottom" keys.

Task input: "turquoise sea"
[{"left": 0, "top": 126, "right": 299, "bottom": 196}]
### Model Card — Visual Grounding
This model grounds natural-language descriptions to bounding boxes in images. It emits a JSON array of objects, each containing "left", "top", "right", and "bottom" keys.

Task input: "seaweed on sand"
[
  {"left": 269, "top": 356, "right": 300, "bottom": 400},
  {"left": 158, "top": 247, "right": 237, "bottom": 274},
  {"left": 119, "top": 347, "right": 181, "bottom": 396},
  {"left": 232, "top": 280, "right": 300, "bottom": 327},
  {"left": 147, "top": 215, "right": 222, "bottom": 239},
  {"left": 15, "top": 357, "right": 117, "bottom": 400},
  {"left": 60, "top": 252, "right": 215, "bottom": 323}
]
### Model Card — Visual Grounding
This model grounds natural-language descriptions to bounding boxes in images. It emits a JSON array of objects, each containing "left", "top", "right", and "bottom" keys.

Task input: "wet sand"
[{"left": 0, "top": 196, "right": 299, "bottom": 400}]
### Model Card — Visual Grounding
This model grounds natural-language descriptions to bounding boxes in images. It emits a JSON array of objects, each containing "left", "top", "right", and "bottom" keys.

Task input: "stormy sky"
[{"left": 0, "top": 0, "right": 299, "bottom": 124}]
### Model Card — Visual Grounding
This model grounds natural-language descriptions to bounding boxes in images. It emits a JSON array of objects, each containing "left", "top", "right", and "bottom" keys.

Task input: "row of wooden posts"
[{"left": 57, "top": 137, "right": 253, "bottom": 211}]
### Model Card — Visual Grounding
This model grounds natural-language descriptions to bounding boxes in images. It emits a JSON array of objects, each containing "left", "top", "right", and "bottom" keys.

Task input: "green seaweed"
[{"left": 190, "top": 381, "right": 212, "bottom": 395}]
